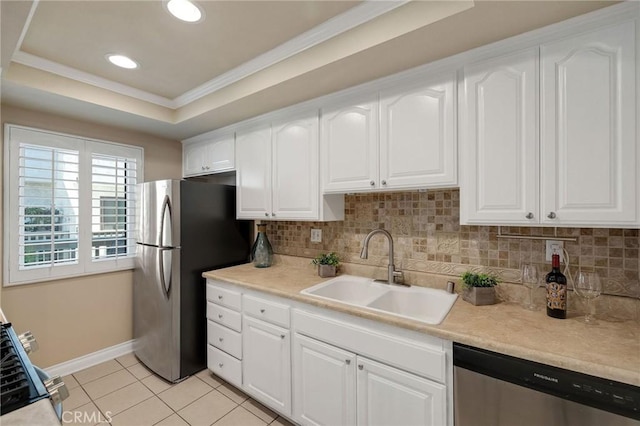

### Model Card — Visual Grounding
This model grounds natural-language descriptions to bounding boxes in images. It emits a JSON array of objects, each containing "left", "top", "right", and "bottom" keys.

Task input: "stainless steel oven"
[
  {"left": 453, "top": 343, "right": 640, "bottom": 426},
  {"left": 0, "top": 322, "right": 68, "bottom": 420}
]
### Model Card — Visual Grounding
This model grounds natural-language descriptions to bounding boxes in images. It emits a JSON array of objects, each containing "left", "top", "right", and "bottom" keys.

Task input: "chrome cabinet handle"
[
  {"left": 358, "top": 364, "right": 364, "bottom": 370},
  {"left": 218, "top": 295, "right": 223, "bottom": 300},
  {"left": 280, "top": 334, "right": 285, "bottom": 339},
  {"left": 219, "top": 363, "right": 223, "bottom": 368},
  {"left": 264, "top": 213, "right": 269, "bottom": 217},
  {"left": 526, "top": 212, "right": 534, "bottom": 219},
  {"left": 345, "top": 359, "right": 351, "bottom": 365},
  {"left": 271, "top": 213, "right": 276, "bottom": 217},
  {"left": 381, "top": 180, "right": 387, "bottom": 185},
  {"left": 547, "top": 212, "right": 557, "bottom": 219},
  {"left": 219, "top": 337, "right": 223, "bottom": 342},
  {"left": 260, "top": 309, "right": 265, "bottom": 313},
  {"left": 370, "top": 180, "right": 375, "bottom": 186},
  {"left": 218, "top": 314, "right": 223, "bottom": 319}
]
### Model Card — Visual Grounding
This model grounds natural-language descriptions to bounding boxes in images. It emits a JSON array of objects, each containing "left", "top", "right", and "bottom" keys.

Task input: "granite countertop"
[{"left": 203, "top": 259, "right": 640, "bottom": 387}]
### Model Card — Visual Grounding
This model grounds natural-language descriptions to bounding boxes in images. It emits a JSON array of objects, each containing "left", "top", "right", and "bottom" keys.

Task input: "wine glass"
[
  {"left": 521, "top": 264, "right": 539, "bottom": 311},
  {"left": 573, "top": 271, "right": 602, "bottom": 323}
]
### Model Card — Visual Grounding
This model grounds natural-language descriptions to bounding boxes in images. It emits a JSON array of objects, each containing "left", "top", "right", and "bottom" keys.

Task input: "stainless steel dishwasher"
[{"left": 453, "top": 343, "right": 640, "bottom": 426}]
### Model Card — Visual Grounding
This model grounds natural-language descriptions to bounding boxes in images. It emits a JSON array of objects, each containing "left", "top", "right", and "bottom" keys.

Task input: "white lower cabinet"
[
  {"left": 356, "top": 356, "right": 446, "bottom": 426},
  {"left": 206, "top": 279, "right": 452, "bottom": 426},
  {"left": 292, "top": 309, "right": 451, "bottom": 426},
  {"left": 242, "top": 315, "right": 292, "bottom": 415},
  {"left": 293, "top": 334, "right": 357, "bottom": 426}
]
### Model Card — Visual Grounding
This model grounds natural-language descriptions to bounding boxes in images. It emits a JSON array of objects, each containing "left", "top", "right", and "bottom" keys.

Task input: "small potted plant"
[
  {"left": 461, "top": 272, "right": 499, "bottom": 306},
  {"left": 311, "top": 252, "right": 340, "bottom": 278}
]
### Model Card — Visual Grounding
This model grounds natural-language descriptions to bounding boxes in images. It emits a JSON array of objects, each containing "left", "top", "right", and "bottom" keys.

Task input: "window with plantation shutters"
[
  {"left": 19, "top": 144, "right": 80, "bottom": 269},
  {"left": 4, "top": 125, "right": 144, "bottom": 285},
  {"left": 90, "top": 152, "right": 138, "bottom": 263}
]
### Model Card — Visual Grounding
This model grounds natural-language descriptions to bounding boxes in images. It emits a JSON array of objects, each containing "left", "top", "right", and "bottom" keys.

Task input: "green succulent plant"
[
  {"left": 311, "top": 252, "right": 340, "bottom": 267},
  {"left": 461, "top": 272, "right": 499, "bottom": 289}
]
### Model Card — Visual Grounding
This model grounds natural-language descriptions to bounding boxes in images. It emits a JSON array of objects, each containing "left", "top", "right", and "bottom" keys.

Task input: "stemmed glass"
[
  {"left": 521, "top": 264, "right": 539, "bottom": 311},
  {"left": 573, "top": 271, "right": 602, "bottom": 323}
]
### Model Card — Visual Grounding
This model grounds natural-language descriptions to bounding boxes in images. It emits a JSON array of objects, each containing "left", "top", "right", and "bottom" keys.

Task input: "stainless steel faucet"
[{"left": 360, "top": 229, "right": 405, "bottom": 285}]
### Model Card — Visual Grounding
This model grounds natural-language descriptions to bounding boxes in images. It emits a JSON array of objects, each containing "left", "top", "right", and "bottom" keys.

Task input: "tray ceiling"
[{"left": 1, "top": 1, "right": 620, "bottom": 140}]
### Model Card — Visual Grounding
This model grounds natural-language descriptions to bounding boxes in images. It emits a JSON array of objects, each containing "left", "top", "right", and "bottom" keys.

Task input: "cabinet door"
[
  {"left": 321, "top": 101, "right": 379, "bottom": 192},
  {"left": 272, "top": 117, "right": 319, "bottom": 220},
  {"left": 207, "top": 136, "right": 235, "bottom": 172},
  {"left": 242, "top": 315, "right": 291, "bottom": 415},
  {"left": 380, "top": 75, "right": 456, "bottom": 190},
  {"left": 183, "top": 142, "right": 208, "bottom": 176},
  {"left": 460, "top": 49, "right": 539, "bottom": 225},
  {"left": 293, "top": 334, "right": 356, "bottom": 426},
  {"left": 356, "top": 356, "right": 446, "bottom": 426},
  {"left": 541, "top": 22, "right": 637, "bottom": 226},
  {"left": 235, "top": 127, "right": 272, "bottom": 219}
]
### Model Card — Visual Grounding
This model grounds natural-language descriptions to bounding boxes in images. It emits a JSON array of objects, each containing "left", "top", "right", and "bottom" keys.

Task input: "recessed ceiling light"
[
  {"left": 166, "top": 0, "right": 204, "bottom": 23},
  {"left": 106, "top": 54, "right": 139, "bottom": 70}
]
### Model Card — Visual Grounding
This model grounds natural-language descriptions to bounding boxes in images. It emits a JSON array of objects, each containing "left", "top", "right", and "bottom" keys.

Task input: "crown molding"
[
  {"left": 172, "top": 0, "right": 409, "bottom": 107},
  {"left": 11, "top": 51, "right": 176, "bottom": 108},
  {"left": 196, "top": 1, "right": 638, "bottom": 141},
  {"left": 9, "top": 0, "right": 408, "bottom": 111}
]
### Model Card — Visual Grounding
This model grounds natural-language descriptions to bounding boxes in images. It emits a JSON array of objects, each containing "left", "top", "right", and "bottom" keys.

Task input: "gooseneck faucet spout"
[{"left": 360, "top": 229, "right": 404, "bottom": 285}]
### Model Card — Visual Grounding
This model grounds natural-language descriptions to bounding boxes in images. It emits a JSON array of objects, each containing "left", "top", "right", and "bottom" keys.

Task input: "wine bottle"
[{"left": 545, "top": 253, "right": 567, "bottom": 319}]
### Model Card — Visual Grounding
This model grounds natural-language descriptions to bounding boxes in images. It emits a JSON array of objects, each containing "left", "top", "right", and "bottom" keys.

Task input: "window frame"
[{"left": 3, "top": 124, "right": 144, "bottom": 286}]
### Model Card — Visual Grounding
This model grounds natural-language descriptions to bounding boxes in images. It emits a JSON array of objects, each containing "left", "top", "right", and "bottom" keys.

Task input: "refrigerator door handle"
[
  {"left": 159, "top": 248, "right": 172, "bottom": 299},
  {"left": 159, "top": 195, "right": 173, "bottom": 248}
]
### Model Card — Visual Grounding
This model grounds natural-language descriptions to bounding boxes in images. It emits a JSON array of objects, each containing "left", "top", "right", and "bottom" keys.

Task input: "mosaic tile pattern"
[{"left": 265, "top": 189, "right": 640, "bottom": 298}]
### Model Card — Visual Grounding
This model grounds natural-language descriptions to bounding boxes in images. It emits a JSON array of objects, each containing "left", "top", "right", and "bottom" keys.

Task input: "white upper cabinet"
[
  {"left": 461, "top": 19, "right": 638, "bottom": 227},
  {"left": 540, "top": 21, "right": 637, "bottom": 226},
  {"left": 321, "top": 73, "right": 457, "bottom": 194},
  {"left": 272, "top": 118, "right": 320, "bottom": 220},
  {"left": 460, "top": 49, "right": 539, "bottom": 225},
  {"left": 321, "top": 100, "right": 379, "bottom": 193},
  {"left": 236, "top": 115, "right": 344, "bottom": 221},
  {"left": 183, "top": 135, "right": 235, "bottom": 177},
  {"left": 236, "top": 126, "right": 272, "bottom": 219},
  {"left": 380, "top": 75, "right": 457, "bottom": 190}
]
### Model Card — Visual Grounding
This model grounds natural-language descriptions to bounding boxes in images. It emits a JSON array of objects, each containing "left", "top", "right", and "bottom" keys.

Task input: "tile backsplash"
[{"left": 265, "top": 189, "right": 640, "bottom": 299}]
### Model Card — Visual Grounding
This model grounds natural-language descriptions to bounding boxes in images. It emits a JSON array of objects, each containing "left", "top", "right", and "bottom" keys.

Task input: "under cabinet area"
[
  {"left": 460, "top": 19, "right": 638, "bottom": 227},
  {"left": 321, "top": 72, "right": 457, "bottom": 194},
  {"left": 205, "top": 279, "right": 453, "bottom": 426},
  {"left": 235, "top": 115, "right": 344, "bottom": 221}
]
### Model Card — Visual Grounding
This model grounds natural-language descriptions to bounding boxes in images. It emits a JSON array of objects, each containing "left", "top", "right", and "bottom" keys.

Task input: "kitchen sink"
[{"left": 301, "top": 275, "right": 458, "bottom": 325}]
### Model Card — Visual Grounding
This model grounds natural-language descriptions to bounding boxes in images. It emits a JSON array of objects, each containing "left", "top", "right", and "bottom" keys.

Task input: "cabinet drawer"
[
  {"left": 206, "top": 284, "right": 241, "bottom": 311},
  {"left": 243, "top": 294, "right": 290, "bottom": 328},
  {"left": 207, "top": 303, "right": 242, "bottom": 332},
  {"left": 207, "top": 345, "right": 241, "bottom": 388},
  {"left": 207, "top": 320, "right": 242, "bottom": 359},
  {"left": 293, "top": 309, "right": 446, "bottom": 382}
]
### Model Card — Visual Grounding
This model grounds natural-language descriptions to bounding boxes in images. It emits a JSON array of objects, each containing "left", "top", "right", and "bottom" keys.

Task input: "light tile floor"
[{"left": 61, "top": 354, "right": 293, "bottom": 426}]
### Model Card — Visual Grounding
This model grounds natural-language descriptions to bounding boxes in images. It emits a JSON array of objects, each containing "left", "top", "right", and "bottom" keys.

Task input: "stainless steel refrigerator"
[{"left": 133, "top": 179, "right": 251, "bottom": 383}]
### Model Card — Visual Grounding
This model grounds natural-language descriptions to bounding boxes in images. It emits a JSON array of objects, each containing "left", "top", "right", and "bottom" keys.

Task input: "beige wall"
[{"left": 0, "top": 104, "right": 182, "bottom": 367}]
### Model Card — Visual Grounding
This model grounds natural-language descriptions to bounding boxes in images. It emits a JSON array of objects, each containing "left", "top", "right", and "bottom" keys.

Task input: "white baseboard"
[{"left": 45, "top": 340, "right": 134, "bottom": 377}]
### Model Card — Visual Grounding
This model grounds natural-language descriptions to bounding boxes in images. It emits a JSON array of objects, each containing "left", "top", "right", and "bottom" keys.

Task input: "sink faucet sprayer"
[{"left": 360, "top": 229, "right": 406, "bottom": 286}]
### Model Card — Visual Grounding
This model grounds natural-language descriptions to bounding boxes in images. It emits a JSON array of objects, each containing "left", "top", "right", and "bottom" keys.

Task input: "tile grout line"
[{"left": 69, "top": 359, "right": 286, "bottom": 426}]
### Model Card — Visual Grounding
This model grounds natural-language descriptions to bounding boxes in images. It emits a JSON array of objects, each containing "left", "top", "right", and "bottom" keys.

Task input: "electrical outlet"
[
  {"left": 310, "top": 229, "right": 322, "bottom": 243},
  {"left": 545, "top": 240, "right": 564, "bottom": 262}
]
